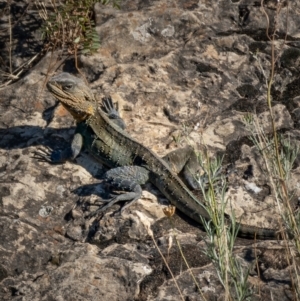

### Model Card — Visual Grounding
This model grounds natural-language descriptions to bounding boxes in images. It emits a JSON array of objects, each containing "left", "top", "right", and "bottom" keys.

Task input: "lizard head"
[{"left": 47, "top": 73, "right": 97, "bottom": 122}]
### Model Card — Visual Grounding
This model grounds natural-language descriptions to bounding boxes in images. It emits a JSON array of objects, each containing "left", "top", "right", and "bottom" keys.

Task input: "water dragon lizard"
[{"left": 37, "top": 72, "right": 286, "bottom": 240}]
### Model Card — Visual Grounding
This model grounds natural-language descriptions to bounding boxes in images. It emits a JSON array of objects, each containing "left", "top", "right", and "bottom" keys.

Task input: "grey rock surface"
[{"left": 0, "top": 0, "right": 300, "bottom": 300}]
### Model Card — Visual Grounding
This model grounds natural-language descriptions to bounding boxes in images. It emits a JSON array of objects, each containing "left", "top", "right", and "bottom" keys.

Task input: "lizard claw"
[
  {"left": 101, "top": 96, "right": 119, "bottom": 116},
  {"left": 100, "top": 97, "right": 126, "bottom": 130},
  {"left": 33, "top": 147, "right": 67, "bottom": 164},
  {"left": 33, "top": 146, "right": 54, "bottom": 163}
]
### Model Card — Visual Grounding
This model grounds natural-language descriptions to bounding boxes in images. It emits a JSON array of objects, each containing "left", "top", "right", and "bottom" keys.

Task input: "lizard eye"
[{"left": 63, "top": 84, "right": 73, "bottom": 91}]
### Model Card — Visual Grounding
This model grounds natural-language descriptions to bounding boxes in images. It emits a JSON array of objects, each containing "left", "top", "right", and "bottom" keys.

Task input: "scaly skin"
[{"left": 43, "top": 72, "right": 285, "bottom": 240}]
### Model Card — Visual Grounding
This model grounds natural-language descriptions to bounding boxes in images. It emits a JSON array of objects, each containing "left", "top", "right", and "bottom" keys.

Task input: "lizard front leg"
[
  {"left": 101, "top": 97, "right": 126, "bottom": 130},
  {"left": 34, "top": 133, "right": 83, "bottom": 163}
]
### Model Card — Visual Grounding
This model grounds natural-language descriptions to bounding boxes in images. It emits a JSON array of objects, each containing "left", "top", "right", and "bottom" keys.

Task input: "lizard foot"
[
  {"left": 101, "top": 97, "right": 119, "bottom": 116},
  {"left": 101, "top": 97, "right": 126, "bottom": 130},
  {"left": 33, "top": 144, "right": 75, "bottom": 163},
  {"left": 87, "top": 191, "right": 142, "bottom": 218},
  {"left": 33, "top": 147, "right": 59, "bottom": 163}
]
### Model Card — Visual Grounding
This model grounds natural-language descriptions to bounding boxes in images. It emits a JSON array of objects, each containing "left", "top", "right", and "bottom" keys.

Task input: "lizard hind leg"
[
  {"left": 162, "top": 145, "right": 203, "bottom": 190},
  {"left": 88, "top": 165, "right": 150, "bottom": 217}
]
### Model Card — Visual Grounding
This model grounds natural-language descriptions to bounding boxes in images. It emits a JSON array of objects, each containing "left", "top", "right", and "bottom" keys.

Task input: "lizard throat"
[{"left": 61, "top": 103, "right": 93, "bottom": 123}]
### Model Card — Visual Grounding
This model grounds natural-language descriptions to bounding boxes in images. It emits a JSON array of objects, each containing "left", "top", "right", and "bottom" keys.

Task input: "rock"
[{"left": 0, "top": 0, "right": 300, "bottom": 300}]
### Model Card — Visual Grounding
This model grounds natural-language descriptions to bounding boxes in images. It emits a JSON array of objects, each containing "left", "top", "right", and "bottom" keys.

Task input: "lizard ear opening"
[{"left": 84, "top": 93, "right": 95, "bottom": 102}]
